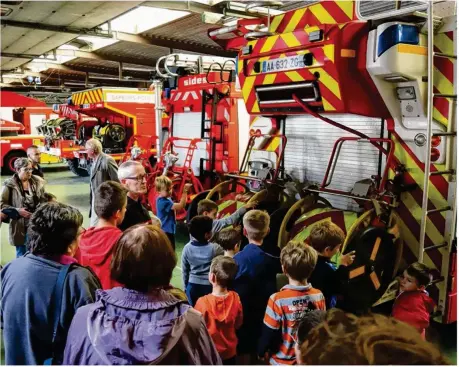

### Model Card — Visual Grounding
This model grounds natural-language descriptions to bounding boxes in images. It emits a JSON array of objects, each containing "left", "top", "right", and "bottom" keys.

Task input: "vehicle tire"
[
  {"left": 2, "top": 151, "right": 27, "bottom": 175},
  {"left": 67, "top": 158, "right": 89, "bottom": 177}
]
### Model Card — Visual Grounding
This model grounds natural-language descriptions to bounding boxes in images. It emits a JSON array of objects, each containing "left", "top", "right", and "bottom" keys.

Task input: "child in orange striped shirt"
[{"left": 258, "top": 241, "right": 325, "bottom": 365}]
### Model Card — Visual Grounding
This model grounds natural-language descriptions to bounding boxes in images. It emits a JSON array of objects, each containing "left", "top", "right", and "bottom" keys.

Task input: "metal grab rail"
[{"left": 321, "top": 137, "right": 395, "bottom": 193}]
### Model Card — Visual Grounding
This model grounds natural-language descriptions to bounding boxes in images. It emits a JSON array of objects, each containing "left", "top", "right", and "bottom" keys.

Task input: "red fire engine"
[
  {"left": 1, "top": 91, "right": 59, "bottom": 174},
  {"left": 39, "top": 88, "right": 159, "bottom": 176},
  {"left": 207, "top": 0, "right": 456, "bottom": 322}
]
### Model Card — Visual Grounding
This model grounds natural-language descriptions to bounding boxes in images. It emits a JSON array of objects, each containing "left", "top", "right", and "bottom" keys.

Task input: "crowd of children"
[{"left": 1, "top": 167, "right": 448, "bottom": 365}]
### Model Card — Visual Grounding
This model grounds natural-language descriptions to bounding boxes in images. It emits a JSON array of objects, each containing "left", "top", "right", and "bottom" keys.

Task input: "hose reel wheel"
[
  {"left": 340, "top": 219, "right": 402, "bottom": 314},
  {"left": 108, "top": 124, "right": 126, "bottom": 143}
]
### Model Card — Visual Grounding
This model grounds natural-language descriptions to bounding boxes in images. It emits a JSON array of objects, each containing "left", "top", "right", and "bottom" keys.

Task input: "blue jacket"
[
  {"left": 64, "top": 287, "right": 221, "bottom": 365},
  {"left": 233, "top": 244, "right": 281, "bottom": 351},
  {"left": 182, "top": 240, "right": 224, "bottom": 286},
  {"left": 1, "top": 254, "right": 101, "bottom": 365},
  {"left": 309, "top": 255, "right": 346, "bottom": 309}
]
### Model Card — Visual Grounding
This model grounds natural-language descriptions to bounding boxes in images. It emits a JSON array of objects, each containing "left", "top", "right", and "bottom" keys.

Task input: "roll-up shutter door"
[{"left": 284, "top": 114, "right": 384, "bottom": 211}]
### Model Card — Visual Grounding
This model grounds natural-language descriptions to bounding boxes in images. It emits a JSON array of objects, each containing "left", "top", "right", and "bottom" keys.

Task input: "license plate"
[
  {"left": 82, "top": 104, "right": 90, "bottom": 108},
  {"left": 261, "top": 55, "right": 305, "bottom": 73}
]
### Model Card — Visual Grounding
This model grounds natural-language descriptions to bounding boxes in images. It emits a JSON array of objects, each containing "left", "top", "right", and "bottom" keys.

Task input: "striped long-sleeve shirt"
[{"left": 261, "top": 284, "right": 326, "bottom": 365}]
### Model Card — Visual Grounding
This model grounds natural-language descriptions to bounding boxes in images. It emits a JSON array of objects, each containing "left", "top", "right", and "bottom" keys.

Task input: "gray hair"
[
  {"left": 14, "top": 157, "right": 31, "bottom": 171},
  {"left": 118, "top": 160, "right": 144, "bottom": 180},
  {"left": 85, "top": 138, "right": 103, "bottom": 154}
]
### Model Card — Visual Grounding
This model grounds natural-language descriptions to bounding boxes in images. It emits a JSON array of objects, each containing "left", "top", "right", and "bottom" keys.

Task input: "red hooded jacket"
[
  {"left": 76, "top": 227, "right": 122, "bottom": 290},
  {"left": 195, "top": 291, "right": 243, "bottom": 360},
  {"left": 392, "top": 290, "right": 436, "bottom": 338}
]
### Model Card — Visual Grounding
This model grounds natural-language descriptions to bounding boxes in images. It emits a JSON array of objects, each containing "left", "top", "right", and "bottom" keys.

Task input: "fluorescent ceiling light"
[{"left": 106, "top": 6, "right": 190, "bottom": 34}]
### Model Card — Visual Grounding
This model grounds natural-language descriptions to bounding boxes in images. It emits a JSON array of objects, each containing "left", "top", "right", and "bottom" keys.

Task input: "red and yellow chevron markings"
[
  {"left": 238, "top": 1, "right": 360, "bottom": 115},
  {"left": 72, "top": 88, "right": 103, "bottom": 105},
  {"left": 390, "top": 128, "right": 450, "bottom": 297},
  {"left": 433, "top": 31, "right": 455, "bottom": 127}
]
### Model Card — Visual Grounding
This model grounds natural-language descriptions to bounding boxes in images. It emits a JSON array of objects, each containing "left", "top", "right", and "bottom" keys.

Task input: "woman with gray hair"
[{"left": 1, "top": 157, "right": 46, "bottom": 257}]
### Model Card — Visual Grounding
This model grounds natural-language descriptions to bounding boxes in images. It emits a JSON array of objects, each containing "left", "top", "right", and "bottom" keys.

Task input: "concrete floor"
[
  {"left": 1, "top": 164, "right": 456, "bottom": 363},
  {"left": 0, "top": 163, "right": 186, "bottom": 290}
]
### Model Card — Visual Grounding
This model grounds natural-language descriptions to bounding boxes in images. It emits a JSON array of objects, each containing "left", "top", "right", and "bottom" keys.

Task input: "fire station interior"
[{"left": 0, "top": 0, "right": 457, "bottom": 364}]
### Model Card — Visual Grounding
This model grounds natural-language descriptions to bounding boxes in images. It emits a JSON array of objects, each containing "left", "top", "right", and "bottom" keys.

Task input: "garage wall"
[{"left": 284, "top": 114, "right": 384, "bottom": 211}]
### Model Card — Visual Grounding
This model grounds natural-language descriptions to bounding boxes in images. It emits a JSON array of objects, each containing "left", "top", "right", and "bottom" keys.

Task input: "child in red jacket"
[
  {"left": 76, "top": 181, "right": 127, "bottom": 289},
  {"left": 195, "top": 255, "right": 243, "bottom": 365},
  {"left": 392, "top": 262, "right": 436, "bottom": 339}
]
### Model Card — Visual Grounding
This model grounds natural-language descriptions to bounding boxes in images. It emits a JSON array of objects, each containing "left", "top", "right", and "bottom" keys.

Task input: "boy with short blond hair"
[
  {"left": 155, "top": 175, "right": 192, "bottom": 249},
  {"left": 233, "top": 210, "right": 282, "bottom": 360},
  {"left": 213, "top": 228, "right": 241, "bottom": 257},
  {"left": 198, "top": 198, "right": 257, "bottom": 235},
  {"left": 308, "top": 221, "right": 355, "bottom": 309},
  {"left": 195, "top": 256, "right": 243, "bottom": 364},
  {"left": 258, "top": 241, "right": 325, "bottom": 365}
]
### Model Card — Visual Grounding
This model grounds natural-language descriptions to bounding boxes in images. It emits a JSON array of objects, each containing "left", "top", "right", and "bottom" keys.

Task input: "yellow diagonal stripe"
[
  {"left": 305, "top": 25, "right": 320, "bottom": 33},
  {"left": 89, "top": 90, "right": 97, "bottom": 103},
  {"left": 284, "top": 8, "right": 307, "bottom": 33},
  {"left": 265, "top": 137, "right": 280, "bottom": 152},
  {"left": 263, "top": 74, "right": 276, "bottom": 85},
  {"left": 434, "top": 33, "right": 454, "bottom": 54},
  {"left": 242, "top": 76, "right": 256, "bottom": 101},
  {"left": 323, "top": 44, "right": 335, "bottom": 63},
  {"left": 269, "top": 13, "right": 285, "bottom": 33},
  {"left": 397, "top": 219, "right": 440, "bottom": 273},
  {"left": 261, "top": 35, "right": 279, "bottom": 53},
  {"left": 434, "top": 66, "right": 453, "bottom": 94},
  {"left": 88, "top": 91, "right": 95, "bottom": 104},
  {"left": 285, "top": 71, "right": 304, "bottom": 82},
  {"left": 392, "top": 139, "right": 447, "bottom": 218},
  {"left": 322, "top": 97, "right": 336, "bottom": 111},
  {"left": 97, "top": 89, "right": 103, "bottom": 101},
  {"left": 281, "top": 33, "right": 301, "bottom": 48},
  {"left": 310, "top": 67, "right": 341, "bottom": 99},
  {"left": 252, "top": 101, "right": 260, "bottom": 113},
  {"left": 336, "top": 0, "right": 354, "bottom": 20},
  {"left": 402, "top": 192, "right": 445, "bottom": 245},
  {"left": 309, "top": 3, "right": 336, "bottom": 24},
  {"left": 433, "top": 106, "right": 448, "bottom": 126}
]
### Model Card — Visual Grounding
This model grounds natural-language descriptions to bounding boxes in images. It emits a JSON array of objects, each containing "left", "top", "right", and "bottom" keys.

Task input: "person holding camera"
[{"left": 1, "top": 157, "right": 47, "bottom": 257}]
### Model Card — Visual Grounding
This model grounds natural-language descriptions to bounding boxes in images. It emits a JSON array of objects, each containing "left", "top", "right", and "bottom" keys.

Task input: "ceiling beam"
[
  {"left": 114, "top": 31, "right": 236, "bottom": 57},
  {"left": 1, "top": 19, "right": 112, "bottom": 38},
  {"left": 55, "top": 49, "right": 157, "bottom": 68},
  {"left": 141, "top": 1, "right": 217, "bottom": 14}
]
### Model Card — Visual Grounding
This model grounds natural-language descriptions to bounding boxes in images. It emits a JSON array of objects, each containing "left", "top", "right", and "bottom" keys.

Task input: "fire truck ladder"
[
  {"left": 419, "top": 1, "right": 457, "bottom": 316},
  {"left": 200, "top": 88, "right": 226, "bottom": 179}
]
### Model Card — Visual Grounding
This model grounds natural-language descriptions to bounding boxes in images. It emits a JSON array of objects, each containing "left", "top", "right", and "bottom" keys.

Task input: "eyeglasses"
[{"left": 125, "top": 175, "right": 147, "bottom": 182}]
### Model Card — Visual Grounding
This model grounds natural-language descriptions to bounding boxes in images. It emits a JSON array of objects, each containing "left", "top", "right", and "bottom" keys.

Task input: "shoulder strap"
[{"left": 44, "top": 264, "right": 73, "bottom": 365}]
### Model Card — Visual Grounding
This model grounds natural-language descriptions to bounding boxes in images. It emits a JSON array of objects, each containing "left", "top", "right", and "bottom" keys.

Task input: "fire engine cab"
[{"left": 208, "top": 0, "right": 456, "bottom": 322}]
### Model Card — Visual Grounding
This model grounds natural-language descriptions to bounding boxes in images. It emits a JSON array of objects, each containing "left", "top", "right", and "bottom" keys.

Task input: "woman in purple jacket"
[{"left": 63, "top": 224, "right": 222, "bottom": 365}]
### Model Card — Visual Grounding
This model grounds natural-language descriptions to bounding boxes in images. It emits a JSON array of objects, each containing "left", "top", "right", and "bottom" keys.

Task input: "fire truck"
[
  {"left": 206, "top": 0, "right": 456, "bottom": 322},
  {"left": 38, "top": 88, "right": 159, "bottom": 176},
  {"left": 0, "top": 91, "right": 60, "bottom": 174},
  {"left": 145, "top": 53, "right": 250, "bottom": 219}
]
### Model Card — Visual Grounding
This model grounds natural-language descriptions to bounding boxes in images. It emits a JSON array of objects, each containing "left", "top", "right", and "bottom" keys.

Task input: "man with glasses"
[
  {"left": 117, "top": 160, "right": 156, "bottom": 231},
  {"left": 27, "top": 145, "right": 43, "bottom": 178},
  {"left": 85, "top": 139, "right": 119, "bottom": 227}
]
